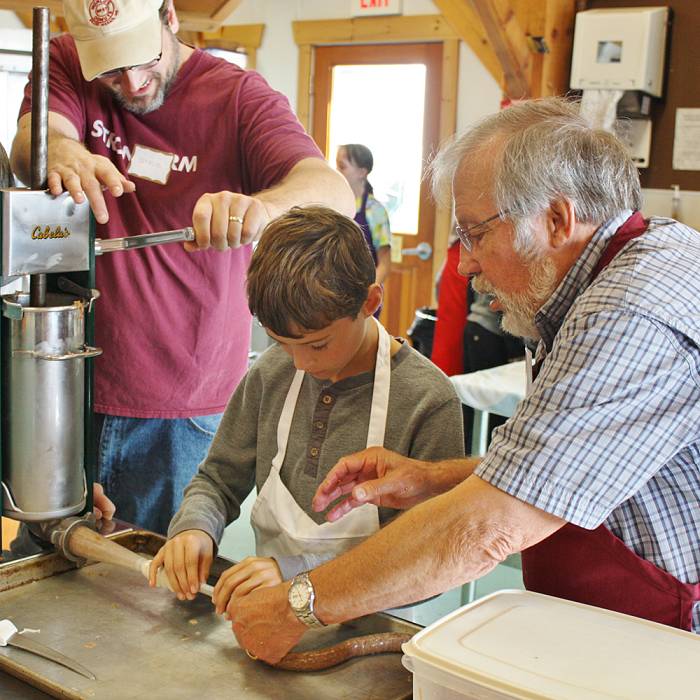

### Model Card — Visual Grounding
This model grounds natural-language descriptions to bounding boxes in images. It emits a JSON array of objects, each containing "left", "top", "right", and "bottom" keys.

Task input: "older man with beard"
[
  {"left": 10, "top": 0, "right": 353, "bottom": 536},
  {"left": 225, "top": 97, "right": 700, "bottom": 662}
]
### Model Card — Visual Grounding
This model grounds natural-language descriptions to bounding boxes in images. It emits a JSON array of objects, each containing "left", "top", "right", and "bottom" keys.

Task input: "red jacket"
[{"left": 431, "top": 241, "right": 468, "bottom": 376}]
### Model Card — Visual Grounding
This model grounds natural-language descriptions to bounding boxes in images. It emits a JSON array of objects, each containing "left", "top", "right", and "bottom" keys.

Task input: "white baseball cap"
[{"left": 62, "top": 0, "right": 164, "bottom": 81}]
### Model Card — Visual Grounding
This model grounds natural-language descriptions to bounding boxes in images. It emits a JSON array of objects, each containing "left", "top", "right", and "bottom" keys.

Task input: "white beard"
[{"left": 472, "top": 254, "right": 558, "bottom": 341}]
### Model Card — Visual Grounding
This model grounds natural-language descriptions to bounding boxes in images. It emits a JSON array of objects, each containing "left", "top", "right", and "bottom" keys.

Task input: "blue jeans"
[{"left": 97, "top": 413, "right": 223, "bottom": 535}]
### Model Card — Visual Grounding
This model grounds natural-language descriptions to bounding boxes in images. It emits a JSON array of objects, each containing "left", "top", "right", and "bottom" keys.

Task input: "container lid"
[{"left": 402, "top": 590, "right": 700, "bottom": 699}]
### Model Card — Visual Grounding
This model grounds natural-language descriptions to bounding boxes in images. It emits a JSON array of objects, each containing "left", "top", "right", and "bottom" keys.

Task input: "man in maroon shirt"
[{"left": 11, "top": 0, "right": 353, "bottom": 534}]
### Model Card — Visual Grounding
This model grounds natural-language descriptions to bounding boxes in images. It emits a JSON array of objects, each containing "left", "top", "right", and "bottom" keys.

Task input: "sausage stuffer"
[
  {"left": 46, "top": 519, "right": 214, "bottom": 597},
  {"left": 0, "top": 7, "right": 195, "bottom": 555}
]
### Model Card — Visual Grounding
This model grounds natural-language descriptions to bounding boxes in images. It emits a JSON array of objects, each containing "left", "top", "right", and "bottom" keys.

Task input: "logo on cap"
[{"left": 89, "top": 0, "right": 118, "bottom": 27}]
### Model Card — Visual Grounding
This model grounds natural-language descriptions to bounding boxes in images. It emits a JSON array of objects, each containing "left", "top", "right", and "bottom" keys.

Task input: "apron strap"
[
  {"left": 366, "top": 317, "right": 392, "bottom": 447},
  {"left": 271, "top": 369, "right": 305, "bottom": 472}
]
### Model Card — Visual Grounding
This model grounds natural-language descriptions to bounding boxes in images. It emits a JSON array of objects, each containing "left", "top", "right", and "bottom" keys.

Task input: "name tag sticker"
[{"left": 128, "top": 145, "right": 174, "bottom": 184}]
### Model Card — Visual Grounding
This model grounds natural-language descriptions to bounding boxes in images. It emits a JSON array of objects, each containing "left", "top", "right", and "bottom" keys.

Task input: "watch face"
[{"left": 289, "top": 581, "right": 310, "bottom": 610}]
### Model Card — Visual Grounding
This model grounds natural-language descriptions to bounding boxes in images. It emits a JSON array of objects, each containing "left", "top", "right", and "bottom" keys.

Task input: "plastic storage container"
[{"left": 401, "top": 589, "right": 700, "bottom": 699}]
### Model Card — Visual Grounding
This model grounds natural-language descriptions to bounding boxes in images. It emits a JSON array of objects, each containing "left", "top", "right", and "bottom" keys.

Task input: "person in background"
[
  {"left": 149, "top": 206, "right": 464, "bottom": 612},
  {"left": 336, "top": 144, "right": 392, "bottom": 290},
  {"left": 431, "top": 237, "right": 468, "bottom": 376},
  {"left": 433, "top": 237, "right": 523, "bottom": 379},
  {"left": 10, "top": 0, "right": 353, "bottom": 535},
  {"left": 225, "top": 97, "right": 700, "bottom": 661},
  {"left": 464, "top": 294, "right": 523, "bottom": 375}
]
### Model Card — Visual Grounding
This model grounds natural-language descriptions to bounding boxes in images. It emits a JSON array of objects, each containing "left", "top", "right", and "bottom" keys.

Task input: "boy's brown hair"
[{"left": 247, "top": 206, "right": 376, "bottom": 338}]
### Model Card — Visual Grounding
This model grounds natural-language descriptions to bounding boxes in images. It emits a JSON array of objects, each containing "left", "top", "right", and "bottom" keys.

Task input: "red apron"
[{"left": 522, "top": 211, "right": 700, "bottom": 630}]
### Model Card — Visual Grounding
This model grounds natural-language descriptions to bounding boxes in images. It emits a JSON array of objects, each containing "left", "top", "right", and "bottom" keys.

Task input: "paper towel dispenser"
[{"left": 570, "top": 7, "right": 669, "bottom": 98}]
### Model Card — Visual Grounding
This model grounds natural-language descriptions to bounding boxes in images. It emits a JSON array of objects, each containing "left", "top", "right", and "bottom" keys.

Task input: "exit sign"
[{"left": 351, "top": 0, "right": 403, "bottom": 17}]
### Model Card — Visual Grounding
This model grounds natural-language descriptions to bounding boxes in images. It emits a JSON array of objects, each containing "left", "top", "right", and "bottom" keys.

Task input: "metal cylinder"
[{"left": 1, "top": 292, "right": 96, "bottom": 521}]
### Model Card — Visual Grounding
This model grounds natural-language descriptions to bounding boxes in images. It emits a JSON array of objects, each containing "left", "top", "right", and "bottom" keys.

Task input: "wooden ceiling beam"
[
  {"left": 468, "top": 0, "right": 535, "bottom": 99},
  {"left": 540, "top": 0, "right": 576, "bottom": 97},
  {"left": 0, "top": 0, "right": 62, "bottom": 11},
  {"left": 7, "top": 5, "right": 65, "bottom": 34},
  {"left": 512, "top": 0, "right": 545, "bottom": 38},
  {"left": 176, "top": 12, "right": 221, "bottom": 33},
  {"left": 14, "top": 10, "right": 32, "bottom": 28},
  {"left": 431, "top": 0, "right": 503, "bottom": 88},
  {"left": 1, "top": 1, "right": 242, "bottom": 33},
  {"left": 209, "top": 24, "right": 265, "bottom": 50},
  {"left": 211, "top": 0, "right": 244, "bottom": 24},
  {"left": 292, "top": 15, "right": 457, "bottom": 45}
]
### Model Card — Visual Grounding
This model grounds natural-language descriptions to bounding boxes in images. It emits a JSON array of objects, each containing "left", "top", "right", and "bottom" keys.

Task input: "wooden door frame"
[
  {"left": 197, "top": 24, "right": 265, "bottom": 70},
  {"left": 292, "top": 15, "right": 459, "bottom": 295}
]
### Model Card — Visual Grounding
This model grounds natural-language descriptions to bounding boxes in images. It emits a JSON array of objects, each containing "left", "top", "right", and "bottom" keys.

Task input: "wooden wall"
[{"left": 587, "top": 0, "right": 700, "bottom": 190}]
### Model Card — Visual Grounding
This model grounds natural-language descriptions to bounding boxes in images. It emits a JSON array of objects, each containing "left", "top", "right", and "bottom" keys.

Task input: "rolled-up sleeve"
[{"left": 475, "top": 307, "right": 700, "bottom": 529}]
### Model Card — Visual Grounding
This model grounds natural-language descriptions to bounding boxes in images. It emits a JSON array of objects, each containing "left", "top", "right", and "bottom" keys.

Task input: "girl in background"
[{"left": 336, "top": 144, "right": 392, "bottom": 288}]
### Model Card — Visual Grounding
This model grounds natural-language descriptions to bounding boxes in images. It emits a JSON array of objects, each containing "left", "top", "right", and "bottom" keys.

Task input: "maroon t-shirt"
[{"left": 20, "top": 36, "right": 323, "bottom": 418}]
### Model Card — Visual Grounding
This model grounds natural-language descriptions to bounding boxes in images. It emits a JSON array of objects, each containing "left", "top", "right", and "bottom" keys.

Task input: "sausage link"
[{"left": 269, "top": 632, "right": 412, "bottom": 672}]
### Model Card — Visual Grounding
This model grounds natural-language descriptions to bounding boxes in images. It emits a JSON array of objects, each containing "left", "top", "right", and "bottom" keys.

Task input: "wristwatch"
[{"left": 288, "top": 572, "right": 326, "bottom": 628}]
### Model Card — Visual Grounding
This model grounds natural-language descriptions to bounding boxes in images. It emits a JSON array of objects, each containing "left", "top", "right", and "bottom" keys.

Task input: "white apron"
[{"left": 250, "top": 318, "right": 391, "bottom": 560}]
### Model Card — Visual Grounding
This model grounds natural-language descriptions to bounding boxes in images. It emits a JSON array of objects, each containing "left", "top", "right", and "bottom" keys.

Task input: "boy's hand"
[
  {"left": 149, "top": 529, "right": 214, "bottom": 600},
  {"left": 213, "top": 557, "right": 282, "bottom": 617}
]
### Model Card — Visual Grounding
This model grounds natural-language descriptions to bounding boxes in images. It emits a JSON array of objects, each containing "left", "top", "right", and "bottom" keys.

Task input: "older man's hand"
[
  {"left": 228, "top": 582, "right": 307, "bottom": 665},
  {"left": 311, "top": 447, "right": 441, "bottom": 522}
]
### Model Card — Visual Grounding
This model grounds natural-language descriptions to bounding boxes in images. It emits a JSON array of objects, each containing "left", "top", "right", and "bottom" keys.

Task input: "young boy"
[{"left": 150, "top": 206, "right": 464, "bottom": 614}]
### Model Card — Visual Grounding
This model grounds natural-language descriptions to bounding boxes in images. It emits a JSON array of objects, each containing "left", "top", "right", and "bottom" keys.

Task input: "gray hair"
[{"left": 429, "top": 97, "right": 642, "bottom": 252}]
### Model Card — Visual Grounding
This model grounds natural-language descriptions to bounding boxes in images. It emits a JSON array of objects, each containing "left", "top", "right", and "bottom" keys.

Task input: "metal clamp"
[
  {"left": 57, "top": 278, "right": 101, "bottom": 313},
  {"left": 2, "top": 297, "right": 24, "bottom": 321},
  {"left": 13, "top": 345, "right": 103, "bottom": 361},
  {"left": 44, "top": 513, "right": 96, "bottom": 565},
  {"left": 2, "top": 289, "right": 101, "bottom": 319}
]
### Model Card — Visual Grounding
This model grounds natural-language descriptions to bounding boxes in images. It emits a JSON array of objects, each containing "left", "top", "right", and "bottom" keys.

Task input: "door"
[{"left": 313, "top": 43, "right": 442, "bottom": 338}]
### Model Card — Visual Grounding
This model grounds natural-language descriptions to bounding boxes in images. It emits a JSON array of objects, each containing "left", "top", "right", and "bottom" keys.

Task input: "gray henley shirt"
[{"left": 169, "top": 339, "right": 465, "bottom": 578}]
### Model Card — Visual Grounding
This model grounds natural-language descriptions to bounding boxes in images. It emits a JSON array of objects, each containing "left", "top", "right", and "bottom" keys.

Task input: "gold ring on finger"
[{"left": 228, "top": 215, "right": 244, "bottom": 225}]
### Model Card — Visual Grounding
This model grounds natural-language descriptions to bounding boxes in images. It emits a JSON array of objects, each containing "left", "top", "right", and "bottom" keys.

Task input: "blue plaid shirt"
[{"left": 475, "top": 210, "right": 700, "bottom": 632}]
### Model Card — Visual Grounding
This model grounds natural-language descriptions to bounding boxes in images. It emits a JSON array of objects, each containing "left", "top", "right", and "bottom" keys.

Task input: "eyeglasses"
[
  {"left": 455, "top": 211, "right": 509, "bottom": 252},
  {"left": 96, "top": 53, "right": 162, "bottom": 80}
]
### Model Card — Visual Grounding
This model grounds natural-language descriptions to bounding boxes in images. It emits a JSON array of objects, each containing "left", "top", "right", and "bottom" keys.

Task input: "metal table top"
[{"left": 0, "top": 528, "right": 417, "bottom": 699}]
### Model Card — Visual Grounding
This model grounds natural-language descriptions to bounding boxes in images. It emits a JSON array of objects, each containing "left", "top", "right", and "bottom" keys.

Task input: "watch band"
[{"left": 289, "top": 572, "right": 326, "bottom": 629}]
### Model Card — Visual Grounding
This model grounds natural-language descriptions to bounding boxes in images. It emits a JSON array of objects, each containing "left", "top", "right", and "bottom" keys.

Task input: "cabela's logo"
[
  {"left": 32, "top": 225, "right": 71, "bottom": 240},
  {"left": 89, "top": 0, "right": 118, "bottom": 27}
]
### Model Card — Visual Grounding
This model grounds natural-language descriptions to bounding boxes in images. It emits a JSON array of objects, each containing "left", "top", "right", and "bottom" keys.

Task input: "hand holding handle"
[{"left": 140, "top": 559, "right": 214, "bottom": 598}]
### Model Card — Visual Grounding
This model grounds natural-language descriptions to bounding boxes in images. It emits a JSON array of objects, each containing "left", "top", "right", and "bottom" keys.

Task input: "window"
[
  {"left": 327, "top": 63, "right": 426, "bottom": 235},
  {"left": 0, "top": 49, "right": 32, "bottom": 170},
  {"left": 205, "top": 47, "right": 247, "bottom": 70}
]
